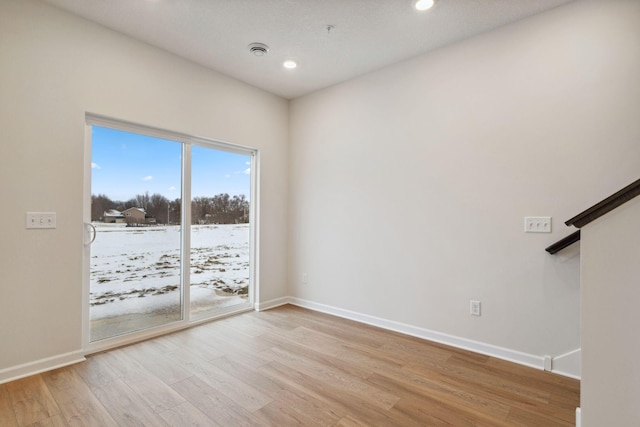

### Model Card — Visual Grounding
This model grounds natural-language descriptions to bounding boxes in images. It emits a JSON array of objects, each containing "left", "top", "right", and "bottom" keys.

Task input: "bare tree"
[
  {"left": 90, "top": 192, "right": 246, "bottom": 225},
  {"left": 91, "top": 194, "right": 113, "bottom": 221}
]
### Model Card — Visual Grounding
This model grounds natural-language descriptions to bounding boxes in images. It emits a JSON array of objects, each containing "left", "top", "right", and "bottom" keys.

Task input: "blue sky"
[{"left": 91, "top": 126, "right": 251, "bottom": 201}]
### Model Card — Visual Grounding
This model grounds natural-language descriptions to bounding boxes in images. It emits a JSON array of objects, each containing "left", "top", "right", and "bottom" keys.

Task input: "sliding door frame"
[{"left": 82, "top": 113, "right": 259, "bottom": 354}]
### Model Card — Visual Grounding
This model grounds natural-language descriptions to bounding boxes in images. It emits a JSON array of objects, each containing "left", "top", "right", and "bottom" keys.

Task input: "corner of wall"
[{"left": 551, "top": 348, "right": 581, "bottom": 380}]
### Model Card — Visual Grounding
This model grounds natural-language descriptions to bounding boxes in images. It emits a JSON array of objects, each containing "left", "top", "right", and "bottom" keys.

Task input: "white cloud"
[
  {"left": 142, "top": 175, "right": 153, "bottom": 181},
  {"left": 168, "top": 186, "right": 176, "bottom": 191},
  {"left": 233, "top": 168, "right": 251, "bottom": 175},
  {"left": 245, "top": 161, "right": 251, "bottom": 165},
  {"left": 91, "top": 162, "right": 101, "bottom": 169},
  {"left": 224, "top": 174, "right": 231, "bottom": 178}
]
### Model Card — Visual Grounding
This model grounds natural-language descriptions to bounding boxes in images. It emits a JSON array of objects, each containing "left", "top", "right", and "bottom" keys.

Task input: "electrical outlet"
[
  {"left": 302, "top": 273, "right": 308, "bottom": 284},
  {"left": 26, "top": 212, "right": 57, "bottom": 229},
  {"left": 524, "top": 216, "right": 551, "bottom": 233},
  {"left": 470, "top": 300, "right": 481, "bottom": 316}
]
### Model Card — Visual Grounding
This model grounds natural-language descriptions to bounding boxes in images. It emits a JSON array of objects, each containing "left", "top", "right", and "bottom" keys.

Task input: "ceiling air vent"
[{"left": 248, "top": 43, "right": 270, "bottom": 57}]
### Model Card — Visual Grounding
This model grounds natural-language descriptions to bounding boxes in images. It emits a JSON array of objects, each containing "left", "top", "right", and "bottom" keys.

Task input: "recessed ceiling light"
[
  {"left": 415, "top": 0, "right": 435, "bottom": 11},
  {"left": 248, "top": 42, "right": 270, "bottom": 57},
  {"left": 283, "top": 60, "right": 297, "bottom": 69}
]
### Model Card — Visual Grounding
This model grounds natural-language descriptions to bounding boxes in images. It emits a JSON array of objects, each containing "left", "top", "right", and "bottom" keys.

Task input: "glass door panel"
[
  {"left": 189, "top": 145, "right": 252, "bottom": 317},
  {"left": 90, "top": 126, "right": 182, "bottom": 341}
]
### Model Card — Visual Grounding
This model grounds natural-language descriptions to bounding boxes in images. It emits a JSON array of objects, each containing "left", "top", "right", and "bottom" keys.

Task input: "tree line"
[{"left": 91, "top": 192, "right": 250, "bottom": 225}]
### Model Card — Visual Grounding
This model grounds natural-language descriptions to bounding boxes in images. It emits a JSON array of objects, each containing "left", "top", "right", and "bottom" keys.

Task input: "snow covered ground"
[{"left": 90, "top": 223, "right": 250, "bottom": 340}]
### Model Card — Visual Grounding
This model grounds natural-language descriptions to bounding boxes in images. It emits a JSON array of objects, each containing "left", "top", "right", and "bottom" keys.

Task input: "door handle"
[{"left": 84, "top": 222, "right": 97, "bottom": 246}]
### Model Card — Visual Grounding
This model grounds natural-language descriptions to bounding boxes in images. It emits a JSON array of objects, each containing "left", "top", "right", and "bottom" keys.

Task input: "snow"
[{"left": 90, "top": 223, "right": 250, "bottom": 321}]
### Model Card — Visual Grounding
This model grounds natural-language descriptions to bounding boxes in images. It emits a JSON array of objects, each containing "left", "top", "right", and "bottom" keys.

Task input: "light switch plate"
[
  {"left": 524, "top": 216, "right": 551, "bottom": 233},
  {"left": 26, "top": 212, "right": 57, "bottom": 229}
]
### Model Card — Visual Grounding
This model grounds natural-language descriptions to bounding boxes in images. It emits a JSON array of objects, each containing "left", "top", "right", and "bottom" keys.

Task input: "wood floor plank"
[
  {"left": 215, "top": 356, "right": 343, "bottom": 426},
  {"left": 377, "top": 336, "right": 455, "bottom": 365},
  {"left": 24, "top": 414, "right": 68, "bottom": 427},
  {"left": 192, "top": 326, "right": 275, "bottom": 370},
  {"left": 121, "top": 340, "right": 193, "bottom": 385},
  {"left": 257, "top": 361, "right": 344, "bottom": 413},
  {"left": 252, "top": 398, "right": 326, "bottom": 427},
  {"left": 506, "top": 405, "right": 576, "bottom": 427},
  {"left": 549, "top": 387, "right": 581, "bottom": 408},
  {"left": 0, "top": 383, "right": 19, "bottom": 426},
  {"left": 91, "top": 379, "right": 168, "bottom": 426},
  {"left": 247, "top": 306, "right": 300, "bottom": 330},
  {"left": 158, "top": 401, "right": 216, "bottom": 426},
  {"left": 259, "top": 361, "right": 421, "bottom": 427},
  {"left": 391, "top": 394, "right": 502, "bottom": 427},
  {"left": 403, "top": 356, "right": 577, "bottom": 424},
  {"left": 99, "top": 349, "right": 186, "bottom": 413},
  {"left": 1, "top": 305, "right": 579, "bottom": 426},
  {"left": 211, "top": 355, "right": 286, "bottom": 398},
  {"left": 161, "top": 328, "right": 226, "bottom": 361},
  {"left": 367, "top": 370, "right": 513, "bottom": 426},
  {"left": 404, "top": 358, "right": 552, "bottom": 404},
  {"left": 268, "top": 388, "right": 343, "bottom": 426},
  {"left": 245, "top": 309, "right": 299, "bottom": 332},
  {"left": 5, "top": 376, "right": 61, "bottom": 426},
  {"left": 284, "top": 310, "right": 407, "bottom": 351},
  {"left": 71, "top": 352, "right": 119, "bottom": 390},
  {"left": 41, "top": 368, "right": 117, "bottom": 427},
  {"left": 280, "top": 326, "right": 351, "bottom": 358},
  {"left": 217, "top": 312, "right": 280, "bottom": 338},
  {"left": 370, "top": 355, "right": 515, "bottom": 415},
  {"left": 140, "top": 333, "right": 181, "bottom": 354},
  {"left": 335, "top": 415, "right": 371, "bottom": 427},
  {"left": 195, "top": 321, "right": 277, "bottom": 357},
  {"left": 180, "top": 357, "right": 272, "bottom": 412},
  {"left": 266, "top": 345, "right": 401, "bottom": 411},
  {"left": 265, "top": 333, "right": 373, "bottom": 381},
  {"left": 486, "top": 356, "right": 580, "bottom": 388},
  {"left": 169, "top": 375, "right": 265, "bottom": 427}
]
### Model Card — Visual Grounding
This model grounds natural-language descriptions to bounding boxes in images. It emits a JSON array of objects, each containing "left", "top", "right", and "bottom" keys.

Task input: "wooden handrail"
[
  {"left": 565, "top": 178, "right": 640, "bottom": 228},
  {"left": 546, "top": 178, "right": 639, "bottom": 255},
  {"left": 545, "top": 230, "right": 581, "bottom": 254}
]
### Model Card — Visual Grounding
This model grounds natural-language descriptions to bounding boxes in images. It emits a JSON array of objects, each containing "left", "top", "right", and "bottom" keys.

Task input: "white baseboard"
[
  {"left": 0, "top": 297, "right": 282, "bottom": 383},
  {"left": 576, "top": 407, "right": 581, "bottom": 427},
  {"left": 0, "top": 297, "right": 579, "bottom": 384},
  {"left": 551, "top": 348, "right": 581, "bottom": 380},
  {"left": 0, "top": 351, "right": 85, "bottom": 385},
  {"left": 288, "top": 297, "right": 578, "bottom": 376},
  {"left": 255, "top": 296, "right": 290, "bottom": 311}
]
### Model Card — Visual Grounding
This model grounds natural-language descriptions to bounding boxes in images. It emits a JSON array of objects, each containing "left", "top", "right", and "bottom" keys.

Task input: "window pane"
[
  {"left": 90, "top": 126, "right": 182, "bottom": 341},
  {"left": 190, "top": 145, "right": 251, "bottom": 317}
]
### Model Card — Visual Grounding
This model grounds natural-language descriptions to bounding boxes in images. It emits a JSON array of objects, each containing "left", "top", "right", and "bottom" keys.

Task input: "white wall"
[
  {"left": 581, "top": 196, "right": 640, "bottom": 426},
  {"left": 0, "top": 0, "right": 288, "bottom": 374},
  {"left": 289, "top": 0, "right": 640, "bottom": 364}
]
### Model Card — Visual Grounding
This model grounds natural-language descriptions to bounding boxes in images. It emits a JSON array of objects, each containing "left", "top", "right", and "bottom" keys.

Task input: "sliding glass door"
[
  {"left": 84, "top": 116, "right": 255, "bottom": 346},
  {"left": 190, "top": 146, "right": 252, "bottom": 319},
  {"left": 89, "top": 127, "right": 183, "bottom": 341}
]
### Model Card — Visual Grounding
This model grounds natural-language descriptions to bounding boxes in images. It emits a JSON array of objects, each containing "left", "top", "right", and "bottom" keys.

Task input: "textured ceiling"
[{"left": 41, "top": 0, "right": 575, "bottom": 99}]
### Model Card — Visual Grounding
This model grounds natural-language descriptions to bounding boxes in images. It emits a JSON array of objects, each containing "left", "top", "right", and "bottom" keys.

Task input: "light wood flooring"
[{"left": 0, "top": 305, "right": 579, "bottom": 426}]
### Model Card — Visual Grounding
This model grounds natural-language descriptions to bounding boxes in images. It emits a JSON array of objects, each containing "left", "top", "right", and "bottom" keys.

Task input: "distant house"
[
  {"left": 103, "top": 209, "right": 125, "bottom": 223},
  {"left": 122, "top": 207, "right": 146, "bottom": 224}
]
